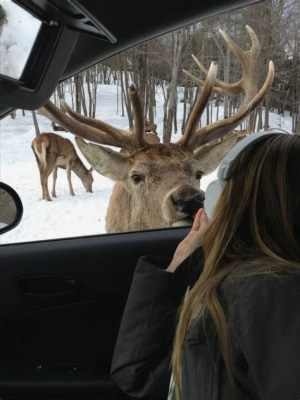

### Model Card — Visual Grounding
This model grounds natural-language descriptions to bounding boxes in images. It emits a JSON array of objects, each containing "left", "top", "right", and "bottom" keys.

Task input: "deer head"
[{"left": 40, "top": 26, "right": 274, "bottom": 232}]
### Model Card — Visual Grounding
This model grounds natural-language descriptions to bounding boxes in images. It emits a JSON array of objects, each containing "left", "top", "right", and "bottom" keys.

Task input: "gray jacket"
[{"left": 111, "top": 250, "right": 300, "bottom": 399}]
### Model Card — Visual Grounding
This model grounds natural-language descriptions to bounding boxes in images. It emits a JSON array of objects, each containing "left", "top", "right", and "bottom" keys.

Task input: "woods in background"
[{"left": 51, "top": 0, "right": 299, "bottom": 135}]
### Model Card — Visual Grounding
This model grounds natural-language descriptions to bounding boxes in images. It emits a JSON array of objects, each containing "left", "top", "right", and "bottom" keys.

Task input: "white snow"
[{"left": 0, "top": 84, "right": 293, "bottom": 244}]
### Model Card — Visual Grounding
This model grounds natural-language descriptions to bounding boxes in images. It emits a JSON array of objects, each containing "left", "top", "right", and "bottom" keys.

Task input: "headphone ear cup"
[{"left": 204, "top": 180, "right": 224, "bottom": 219}]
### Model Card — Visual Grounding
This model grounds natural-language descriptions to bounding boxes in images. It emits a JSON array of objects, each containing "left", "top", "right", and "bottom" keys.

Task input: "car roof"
[{"left": 0, "top": 0, "right": 259, "bottom": 119}]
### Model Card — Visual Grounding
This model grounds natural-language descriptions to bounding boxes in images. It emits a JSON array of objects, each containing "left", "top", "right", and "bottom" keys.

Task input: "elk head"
[{"left": 40, "top": 26, "right": 274, "bottom": 232}]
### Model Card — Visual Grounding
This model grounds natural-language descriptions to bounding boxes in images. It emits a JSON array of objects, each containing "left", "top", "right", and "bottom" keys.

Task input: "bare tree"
[
  {"left": 163, "top": 30, "right": 184, "bottom": 142},
  {"left": 32, "top": 111, "right": 40, "bottom": 137}
]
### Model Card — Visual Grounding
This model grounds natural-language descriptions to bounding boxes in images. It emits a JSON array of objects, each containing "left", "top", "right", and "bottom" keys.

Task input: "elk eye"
[
  {"left": 195, "top": 170, "right": 203, "bottom": 180},
  {"left": 131, "top": 174, "right": 143, "bottom": 184}
]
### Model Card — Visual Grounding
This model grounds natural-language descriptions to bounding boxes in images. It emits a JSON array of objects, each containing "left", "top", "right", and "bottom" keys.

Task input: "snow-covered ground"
[{"left": 0, "top": 84, "right": 293, "bottom": 244}]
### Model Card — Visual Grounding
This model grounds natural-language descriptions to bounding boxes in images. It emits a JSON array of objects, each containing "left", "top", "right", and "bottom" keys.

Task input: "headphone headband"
[
  {"left": 204, "top": 130, "right": 290, "bottom": 218},
  {"left": 217, "top": 130, "right": 290, "bottom": 181}
]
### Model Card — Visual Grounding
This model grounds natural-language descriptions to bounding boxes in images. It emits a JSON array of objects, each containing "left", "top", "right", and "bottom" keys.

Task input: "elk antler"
[
  {"left": 39, "top": 84, "right": 147, "bottom": 151},
  {"left": 177, "top": 60, "right": 218, "bottom": 146},
  {"left": 178, "top": 25, "right": 274, "bottom": 148},
  {"left": 128, "top": 84, "right": 147, "bottom": 148}
]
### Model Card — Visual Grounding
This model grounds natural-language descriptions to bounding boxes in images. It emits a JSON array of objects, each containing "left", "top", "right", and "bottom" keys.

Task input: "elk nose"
[{"left": 172, "top": 192, "right": 205, "bottom": 215}]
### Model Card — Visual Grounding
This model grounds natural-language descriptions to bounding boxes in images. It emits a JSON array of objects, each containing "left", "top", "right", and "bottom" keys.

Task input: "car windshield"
[{"left": 0, "top": 0, "right": 299, "bottom": 244}]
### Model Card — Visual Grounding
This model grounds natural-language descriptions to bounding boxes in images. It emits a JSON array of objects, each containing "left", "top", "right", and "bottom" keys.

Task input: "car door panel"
[{"left": 0, "top": 228, "right": 188, "bottom": 399}]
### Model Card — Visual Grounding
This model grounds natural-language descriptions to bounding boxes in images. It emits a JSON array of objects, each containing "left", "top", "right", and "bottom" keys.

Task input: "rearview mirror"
[{"left": 0, "top": 182, "right": 23, "bottom": 235}]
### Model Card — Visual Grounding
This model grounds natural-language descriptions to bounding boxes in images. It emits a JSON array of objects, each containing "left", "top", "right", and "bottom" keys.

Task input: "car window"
[{"left": 0, "top": 1, "right": 298, "bottom": 244}]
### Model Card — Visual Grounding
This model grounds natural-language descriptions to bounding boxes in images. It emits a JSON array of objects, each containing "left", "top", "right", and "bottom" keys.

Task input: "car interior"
[{"left": 0, "top": 0, "right": 278, "bottom": 399}]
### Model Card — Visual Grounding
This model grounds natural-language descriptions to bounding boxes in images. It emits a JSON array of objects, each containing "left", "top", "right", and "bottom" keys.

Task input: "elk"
[
  {"left": 32, "top": 132, "right": 93, "bottom": 201},
  {"left": 39, "top": 26, "right": 274, "bottom": 232}
]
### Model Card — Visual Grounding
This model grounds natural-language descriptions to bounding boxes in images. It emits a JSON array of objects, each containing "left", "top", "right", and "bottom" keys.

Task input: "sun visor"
[{"left": 0, "top": 0, "right": 116, "bottom": 110}]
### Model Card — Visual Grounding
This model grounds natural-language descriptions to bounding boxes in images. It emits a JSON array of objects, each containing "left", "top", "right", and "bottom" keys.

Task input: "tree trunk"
[
  {"left": 257, "top": 105, "right": 263, "bottom": 131},
  {"left": 264, "top": 95, "right": 270, "bottom": 130},
  {"left": 295, "top": 98, "right": 300, "bottom": 134},
  {"left": 148, "top": 77, "right": 155, "bottom": 124},
  {"left": 206, "top": 102, "right": 210, "bottom": 125},
  {"left": 120, "top": 71, "right": 125, "bottom": 117},
  {"left": 223, "top": 45, "right": 231, "bottom": 118},
  {"left": 80, "top": 82, "right": 87, "bottom": 116},
  {"left": 181, "top": 85, "right": 188, "bottom": 133},
  {"left": 32, "top": 110, "right": 40, "bottom": 136},
  {"left": 86, "top": 69, "right": 93, "bottom": 117},
  {"left": 121, "top": 57, "right": 133, "bottom": 129},
  {"left": 163, "top": 30, "right": 183, "bottom": 143},
  {"left": 74, "top": 75, "right": 81, "bottom": 113}
]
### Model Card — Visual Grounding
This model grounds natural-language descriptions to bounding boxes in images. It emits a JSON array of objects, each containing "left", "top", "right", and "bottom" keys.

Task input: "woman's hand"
[{"left": 166, "top": 208, "right": 209, "bottom": 273}]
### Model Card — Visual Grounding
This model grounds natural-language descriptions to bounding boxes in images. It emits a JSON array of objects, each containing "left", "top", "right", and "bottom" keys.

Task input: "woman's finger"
[
  {"left": 192, "top": 210, "right": 209, "bottom": 239},
  {"left": 191, "top": 208, "right": 203, "bottom": 232},
  {"left": 199, "top": 210, "right": 209, "bottom": 232}
]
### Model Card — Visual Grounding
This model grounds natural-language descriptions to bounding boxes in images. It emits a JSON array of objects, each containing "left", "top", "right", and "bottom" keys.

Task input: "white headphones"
[{"left": 204, "top": 130, "right": 290, "bottom": 218}]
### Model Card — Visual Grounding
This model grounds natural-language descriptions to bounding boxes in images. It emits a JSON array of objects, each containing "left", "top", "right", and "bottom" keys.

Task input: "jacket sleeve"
[
  {"left": 110, "top": 254, "right": 194, "bottom": 398},
  {"left": 225, "top": 269, "right": 300, "bottom": 399}
]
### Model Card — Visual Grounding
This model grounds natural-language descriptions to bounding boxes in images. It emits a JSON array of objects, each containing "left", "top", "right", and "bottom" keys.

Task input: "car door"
[
  {"left": 2, "top": 0, "right": 291, "bottom": 399},
  {"left": 0, "top": 227, "right": 189, "bottom": 400},
  {"left": 0, "top": 3, "right": 201, "bottom": 397}
]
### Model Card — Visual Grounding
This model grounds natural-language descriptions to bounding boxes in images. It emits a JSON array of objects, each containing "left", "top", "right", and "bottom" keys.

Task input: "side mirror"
[{"left": 0, "top": 182, "right": 23, "bottom": 235}]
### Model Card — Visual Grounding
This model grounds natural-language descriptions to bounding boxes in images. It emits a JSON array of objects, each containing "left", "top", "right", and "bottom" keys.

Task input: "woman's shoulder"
[
  {"left": 223, "top": 259, "right": 300, "bottom": 284},
  {"left": 220, "top": 261, "right": 300, "bottom": 371},
  {"left": 221, "top": 260, "right": 300, "bottom": 307}
]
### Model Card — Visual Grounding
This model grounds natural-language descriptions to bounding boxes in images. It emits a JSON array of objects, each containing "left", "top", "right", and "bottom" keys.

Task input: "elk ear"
[
  {"left": 75, "top": 137, "right": 129, "bottom": 181},
  {"left": 193, "top": 132, "right": 239, "bottom": 174}
]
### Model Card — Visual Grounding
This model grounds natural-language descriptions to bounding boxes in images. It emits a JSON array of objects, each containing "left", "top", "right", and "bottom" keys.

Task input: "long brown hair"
[{"left": 172, "top": 133, "right": 300, "bottom": 399}]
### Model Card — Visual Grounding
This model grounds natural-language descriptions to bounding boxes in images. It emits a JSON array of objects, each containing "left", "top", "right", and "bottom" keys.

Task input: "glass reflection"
[
  {"left": 0, "top": 187, "right": 17, "bottom": 227},
  {"left": 0, "top": 0, "right": 41, "bottom": 79}
]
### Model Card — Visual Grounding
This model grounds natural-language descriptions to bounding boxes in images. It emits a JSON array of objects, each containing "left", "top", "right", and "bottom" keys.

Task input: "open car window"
[{"left": 0, "top": 0, "right": 298, "bottom": 244}]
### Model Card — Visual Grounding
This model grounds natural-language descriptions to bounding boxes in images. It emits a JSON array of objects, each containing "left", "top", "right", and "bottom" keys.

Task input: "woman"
[{"left": 111, "top": 132, "right": 300, "bottom": 400}]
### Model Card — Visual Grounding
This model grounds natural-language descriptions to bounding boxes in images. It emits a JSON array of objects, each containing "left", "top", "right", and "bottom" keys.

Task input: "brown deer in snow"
[
  {"left": 32, "top": 133, "right": 93, "bottom": 201},
  {"left": 40, "top": 26, "right": 274, "bottom": 232}
]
